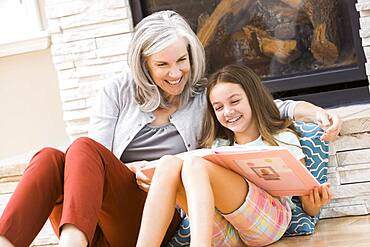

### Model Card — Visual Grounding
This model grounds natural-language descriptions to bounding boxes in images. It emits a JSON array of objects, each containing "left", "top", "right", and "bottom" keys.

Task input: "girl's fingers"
[
  {"left": 322, "top": 185, "right": 333, "bottom": 204},
  {"left": 313, "top": 187, "right": 320, "bottom": 204},
  {"left": 308, "top": 189, "right": 314, "bottom": 205},
  {"left": 321, "top": 186, "right": 329, "bottom": 203}
]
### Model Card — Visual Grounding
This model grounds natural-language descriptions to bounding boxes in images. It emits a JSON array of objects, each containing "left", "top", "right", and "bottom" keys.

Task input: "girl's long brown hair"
[{"left": 199, "top": 64, "right": 296, "bottom": 148}]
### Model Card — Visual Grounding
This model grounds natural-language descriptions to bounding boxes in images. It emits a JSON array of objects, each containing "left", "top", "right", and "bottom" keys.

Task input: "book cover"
[
  {"left": 203, "top": 146, "right": 319, "bottom": 196},
  {"left": 142, "top": 146, "right": 319, "bottom": 196}
]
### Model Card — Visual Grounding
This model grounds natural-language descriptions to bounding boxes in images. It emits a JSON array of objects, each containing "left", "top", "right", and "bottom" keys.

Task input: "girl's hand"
[
  {"left": 126, "top": 161, "right": 152, "bottom": 192},
  {"left": 299, "top": 183, "right": 332, "bottom": 216},
  {"left": 315, "top": 111, "right": 341, "bottom": 142}
]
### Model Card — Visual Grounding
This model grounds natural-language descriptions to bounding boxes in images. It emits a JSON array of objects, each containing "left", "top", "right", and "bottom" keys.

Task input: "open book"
[{"left": 142, "top": 146, "right": 319, "bottom": 196}]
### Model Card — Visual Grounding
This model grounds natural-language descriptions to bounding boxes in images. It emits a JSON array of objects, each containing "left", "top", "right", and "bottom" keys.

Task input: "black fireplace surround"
[{"left": 129, "top": 0, "right": 369, "bottom": 107}]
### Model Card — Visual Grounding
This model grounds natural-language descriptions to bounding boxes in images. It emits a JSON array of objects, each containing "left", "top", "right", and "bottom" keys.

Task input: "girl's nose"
[{"left": 224, "top": 107, "right": 235, "bottom": 115}]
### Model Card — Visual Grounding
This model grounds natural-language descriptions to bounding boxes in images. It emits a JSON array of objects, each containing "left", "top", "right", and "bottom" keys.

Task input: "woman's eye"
[{"left": 231, "top": 99, "right": 240, "bottom": 104}]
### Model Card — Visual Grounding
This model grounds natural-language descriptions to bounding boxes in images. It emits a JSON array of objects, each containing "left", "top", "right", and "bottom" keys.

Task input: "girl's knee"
[
  {"left": 154, "top": 156, "right": 183, "bottom": 179},
  {"left": 183, "top": 156, "right": 207, "bottom": 173},
  {"left": 182, "top": 156, "right": 207, "bottom": 175}
]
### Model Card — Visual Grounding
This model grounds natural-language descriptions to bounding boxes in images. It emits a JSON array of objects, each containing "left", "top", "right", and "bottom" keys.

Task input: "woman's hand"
[
  {"left": 293, "top": 102, "right": 342, "bottom": 141},
  {"left": 315, "top": 110, "right": 342, "bottom": 142},
  {"left": 126, "top": 161, "right": 152, "bottom": 192},
  {"left": 299, "top": 183, "right": 332, "bottom": 216}
]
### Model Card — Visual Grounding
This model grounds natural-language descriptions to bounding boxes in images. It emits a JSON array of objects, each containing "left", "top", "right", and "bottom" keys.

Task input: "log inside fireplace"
[{"left": 130, "top": 0, "right": 369, "bottom": 107}]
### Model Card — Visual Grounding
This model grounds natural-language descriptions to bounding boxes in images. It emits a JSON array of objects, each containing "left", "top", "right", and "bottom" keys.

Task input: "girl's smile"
[{"left": 226, "top": 115, "right": 242, "bottom": 124}]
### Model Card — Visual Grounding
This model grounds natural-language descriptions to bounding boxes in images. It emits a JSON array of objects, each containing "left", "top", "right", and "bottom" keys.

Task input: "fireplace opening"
[{"left": 129, "top": 0, "right": 369, "bottom": 107}]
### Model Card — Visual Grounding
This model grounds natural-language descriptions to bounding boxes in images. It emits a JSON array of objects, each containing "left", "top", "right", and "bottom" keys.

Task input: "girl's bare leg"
[
  {"left": 181, "top": 156, "right": 248, "bottom": 247},
  {"left": 137, "top": 155, "right": 248, "bottom": 247},
  {"left": 137, "top": 156, "right": 186, "bottom": 247},
  {"left": 181, "top": 156, "right": 214, "bottom": 247},
  {"left": 59, "top": 224, "right": 88, "bottom": 247}
]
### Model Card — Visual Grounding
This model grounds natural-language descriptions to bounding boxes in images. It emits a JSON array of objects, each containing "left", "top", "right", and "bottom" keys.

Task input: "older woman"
[{"left": 0, "top": 10, "right": 340, "bottom": 247}]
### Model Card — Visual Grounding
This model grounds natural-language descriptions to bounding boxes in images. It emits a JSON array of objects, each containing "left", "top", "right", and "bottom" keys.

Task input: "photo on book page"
[{"left": 251, "top": 166, "right": 280, "bottom": 181}]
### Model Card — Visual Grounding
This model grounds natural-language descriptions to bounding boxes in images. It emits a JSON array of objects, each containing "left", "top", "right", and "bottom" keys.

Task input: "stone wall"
[
  {"left": 357, "top": 0, "right": 370, "bottom": 87},
  {"left": 44, "top": 0, "right": 132, "bottom": 140},
  {"left": 321, "top": 106, "right": 370, "bottom": 218}
]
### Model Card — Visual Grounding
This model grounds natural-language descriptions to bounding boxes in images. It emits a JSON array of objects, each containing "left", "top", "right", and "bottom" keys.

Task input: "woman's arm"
[
  {"left": 88, "top": 78, "right": 122, "bottom": 150},
  {"left": 275, "top": 100, "right": 342, "bottom": 141},
  {"left": 293, "top": 101, "right": 341, "bottom": 141}
]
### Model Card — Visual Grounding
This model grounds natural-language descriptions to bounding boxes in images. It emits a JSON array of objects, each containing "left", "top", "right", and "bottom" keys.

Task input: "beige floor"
[{"left": 271, "top": 215, "right": 370, "bottom": 247}]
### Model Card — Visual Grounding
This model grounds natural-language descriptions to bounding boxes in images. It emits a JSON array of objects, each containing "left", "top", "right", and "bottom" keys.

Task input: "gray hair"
[{"left": 127, "top": 10, "right": 206, "bottom": 112}]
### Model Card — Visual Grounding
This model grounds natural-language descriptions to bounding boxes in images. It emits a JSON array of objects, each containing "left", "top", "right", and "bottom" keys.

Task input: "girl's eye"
[
  {"left": 178, "top": 57, "right": 187, "bottom": 62},
  {"left": 231, "top": 99, "right": 240, "bottom": 104},
  {"left": 157, "top": 64, "right": 166, "bottom": 67},
  {"left": 214, "top": 106, "right": 223, "bottom": 111}
]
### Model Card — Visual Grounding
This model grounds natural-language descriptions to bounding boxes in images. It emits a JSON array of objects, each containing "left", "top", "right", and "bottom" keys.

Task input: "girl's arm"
[
  {"left": 297, "top": 157, "right": 332, "bottom": 216},
  {"left": 299, "top": 183, "right": 332, "bottom": 216},
  {"left": 280, "top": 131, "right": 333, "bottom": 216},
  {"left": 284, "top": 133, "right": 333, "bottom": 216}
]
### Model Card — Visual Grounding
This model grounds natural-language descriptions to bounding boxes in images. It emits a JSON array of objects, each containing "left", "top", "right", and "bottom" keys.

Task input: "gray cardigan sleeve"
[
  {"left": 88, "top": 76, "right": 124, "bottom": 151},
  {"left": 274, "top": 99, "right": 300, "bottom": 120}
]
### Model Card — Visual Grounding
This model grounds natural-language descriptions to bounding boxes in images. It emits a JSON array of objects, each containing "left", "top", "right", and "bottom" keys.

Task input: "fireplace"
[{"left": 129, "top": 0, "right": 369, "bottom": 107}]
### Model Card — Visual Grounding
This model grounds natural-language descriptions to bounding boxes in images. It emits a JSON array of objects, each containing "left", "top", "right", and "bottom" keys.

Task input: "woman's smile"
[{"left": 165, "top": 76, "right": 183, "bottom": 85}]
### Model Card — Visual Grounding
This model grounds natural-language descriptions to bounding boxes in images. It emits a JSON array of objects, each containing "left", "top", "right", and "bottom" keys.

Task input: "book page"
[
  {"left": 213, "top": 145, "right": 286, "bottom": 153},
  {"left": 205, "top": 148, "right": 319, "bottom": 196}
]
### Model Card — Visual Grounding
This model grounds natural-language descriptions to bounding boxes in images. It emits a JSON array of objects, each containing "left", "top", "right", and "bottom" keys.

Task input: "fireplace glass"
[{"left": 130, "top": 0, "right": 368, "bottom": 106}]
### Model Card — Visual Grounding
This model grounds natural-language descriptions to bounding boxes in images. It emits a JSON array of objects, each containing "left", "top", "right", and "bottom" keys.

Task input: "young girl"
[{"left": 136, "top": 64, "right": 332, "bottom": 247}]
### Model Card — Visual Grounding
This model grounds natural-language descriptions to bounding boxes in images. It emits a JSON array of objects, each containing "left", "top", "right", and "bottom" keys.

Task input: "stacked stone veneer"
[
  {"left": 321, "top": 108, "right": 370, "bottom": 218},
  {"left": 44, "top": 0, "right": 132, "bottom": 140}
]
